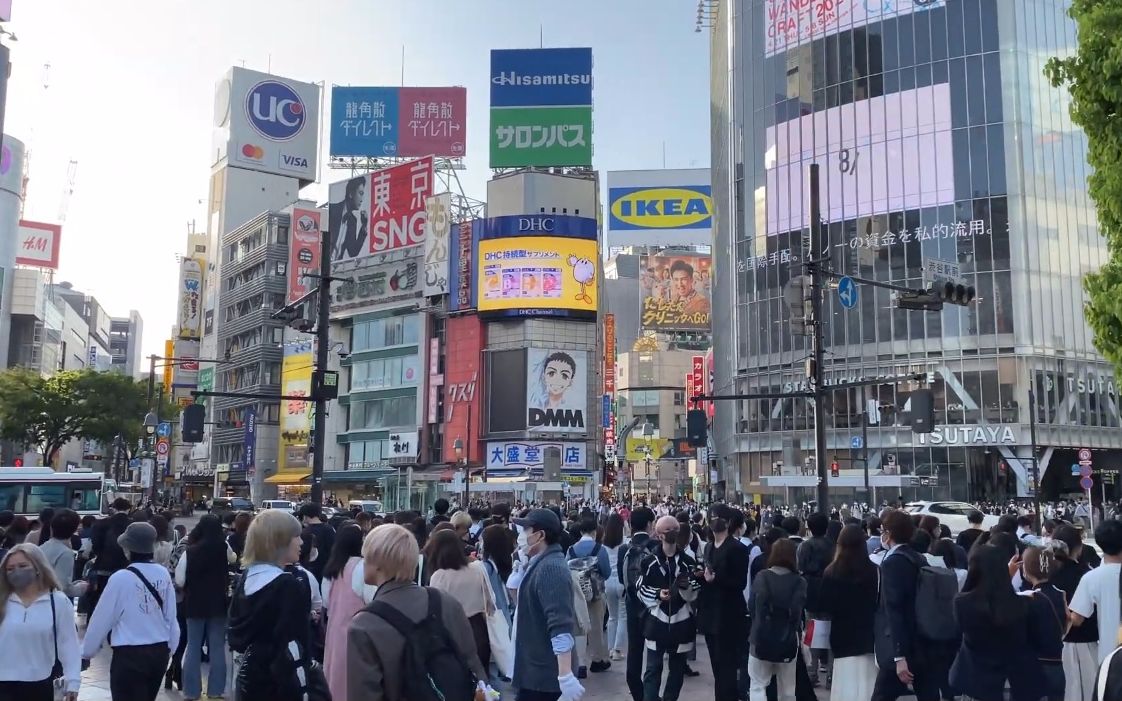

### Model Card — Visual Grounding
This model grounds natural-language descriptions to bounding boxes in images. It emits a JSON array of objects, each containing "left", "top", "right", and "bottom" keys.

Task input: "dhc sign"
[{"left": 480, "top": 214, "right": 597, "bottom": 241}]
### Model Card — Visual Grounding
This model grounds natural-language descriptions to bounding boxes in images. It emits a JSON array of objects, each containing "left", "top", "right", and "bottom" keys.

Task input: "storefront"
[
  {"left": 177, "top": 464, "right": 216, "bottom": 503},
  {"left": 263, "top": 469, "right": 311, "bottom": 501}
]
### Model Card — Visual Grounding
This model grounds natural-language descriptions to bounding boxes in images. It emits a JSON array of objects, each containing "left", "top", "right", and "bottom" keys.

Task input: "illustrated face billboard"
[
  {"left": 607, "top": 169, "right": 713, "bottom": 247},
  {"left": 177, "top": 258, "right": 203, "bottom": 340},
  {"left": 15, "top": 220, "right": 62, "bottom": 269},
  {"left": 330, "top": 86, "right": 467, "bottom": 158},
  {"left": 640, "top": 254, "right": 712, "bottom": 331},
  {"left": 328, "top": 174, "right": 371, "bottom": 266},
  {"left": 764, "top": 0, "right": 946, "bottom": 57},
  {"left": 527, "top": 349, "right": 588, "bottom": 434},
  {"left": 288, "top": 208, "right": 322, "bottom": 305},
  {"left": 477, "top": 237, "right": 597, "bottom": 318},
  {"left": 369, "top": 156, "right": 433, "bottom": 255}
]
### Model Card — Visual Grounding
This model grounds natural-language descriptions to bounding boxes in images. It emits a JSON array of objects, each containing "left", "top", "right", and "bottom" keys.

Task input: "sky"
[{"left": 7, "top": 0, "right": 711, "bottom": 359}]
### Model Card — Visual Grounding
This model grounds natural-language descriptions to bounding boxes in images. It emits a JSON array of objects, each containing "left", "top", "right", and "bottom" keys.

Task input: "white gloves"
[{"left": 558, "top": 673, "right": 586, "bottom": 701}]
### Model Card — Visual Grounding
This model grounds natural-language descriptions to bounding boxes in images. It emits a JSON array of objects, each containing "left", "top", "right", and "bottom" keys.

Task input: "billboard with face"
[
  {"left": 526, "top": 349, "right": 588, "bottom": 434},
  {"left": 639, "top": 254, "right": 712, "bottom": 331},
  {"left": 328, "top": 174, "right": 371, "bottom": 266}
]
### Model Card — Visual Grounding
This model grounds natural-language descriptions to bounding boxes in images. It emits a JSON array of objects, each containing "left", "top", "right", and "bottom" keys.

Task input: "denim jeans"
[{"left": 184, "top": 616, "right": 227, "bottom": 699}]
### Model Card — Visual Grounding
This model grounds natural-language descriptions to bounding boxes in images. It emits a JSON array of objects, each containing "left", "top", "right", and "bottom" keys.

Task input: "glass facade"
[{"left": 711, "top": 0, "right": 1118, "bottom": 502}]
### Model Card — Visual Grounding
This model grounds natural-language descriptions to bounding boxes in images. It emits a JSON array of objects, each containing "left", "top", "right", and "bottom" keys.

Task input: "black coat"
[
  {"left": 818, "top": 568, "right": 878, "bottom": 658},
  {"left": 183, "top": 543, "right": 230, "bottom": 619},
  {"left": 697, "top": 537, "right": 749, "bottom": 638},
  {"left": 873, "top": 545, "right": 925, "bottom": 668}
]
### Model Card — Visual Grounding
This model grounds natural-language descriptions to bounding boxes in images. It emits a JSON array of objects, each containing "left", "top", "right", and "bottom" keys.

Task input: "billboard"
[
  {"left": 527, "top": 349, "right": 588, "bottom": 435},
  {"left": 423, "top": 193, "right": 452, "bottom": 297},
  {"left": 215, "top": 67, "right": 321, "bottom": 184},
  {"left": 171, "top": 339, "right": 200, "bottom": 389},
  {"left": 369, "top": 156, "right": 433, "bottom": 255},
  {"left": 177, "top": 258, "right": 203, "bottom": 340},
  {"left": 327, "top": 174, "right": 371, "bottom": 266},
  {"left": 280, "top": 340, "right": 313, "bottom": 472},
  {"left": 639, "top": 254, "right": 711, "bottom": 331},
  {"left": 764, "top": 0, "right": 945, "bottom": 57},
  {"left": 329, "top": 85, "right": 466, "bottom": 158},
  {"left": 15, "top": 220, "right": 61, "bottom": 269},
  {"left": 330, "top": 257, "right": 422, "bottom": 315},
  {"left": 485, "top": 441, "right": 587, "bottom": 473},
  {"left": 449, "top": 219, "right": 480, "bottom": 312},
  {"left": 443, "top": 315, "right": 483, "bottom": 463},
  {"left": 604, "top": 314, "right": 617, "bottom": 459},
  {"left": 607, "top": 169, "right": 712, "bottom": 247},
  {"left": 488, "top": 349, "right": 527, "bottom": 433},
  {"left": 243, "top": 407, "right": 257, "bottom": 476},
  {"left": 197, "top": 366, "right": 214, "bottom": 409},
  {"left": 477, "top": 237, "right": 597, "bottom": 318},
  {"left": 479, "top": 214, "right": 597, "bottom": 241},
  {"left": 288, "top": 207, "right": 322, "bottom": 305},
  {"left": 489, "top": 48, "right": 593, "bottom": 168}
]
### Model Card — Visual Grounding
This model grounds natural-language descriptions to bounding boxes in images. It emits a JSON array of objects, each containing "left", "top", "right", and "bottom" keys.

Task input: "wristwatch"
[{"left": 893, "top": 656, "right": 905, "bottom": 663}]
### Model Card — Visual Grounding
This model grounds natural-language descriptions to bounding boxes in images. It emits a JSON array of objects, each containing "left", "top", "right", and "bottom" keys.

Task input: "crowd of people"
[{"left": 0, "top": 494, "right": 1120, "bottom": 700}]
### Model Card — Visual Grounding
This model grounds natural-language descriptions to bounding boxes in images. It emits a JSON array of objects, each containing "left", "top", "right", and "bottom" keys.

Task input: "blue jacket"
[
  {"left": 513, "top": 544, "right": 577, "bottom": 694},
  {"left": 567, "top": 537, "right": 611, "bottom": 580}
]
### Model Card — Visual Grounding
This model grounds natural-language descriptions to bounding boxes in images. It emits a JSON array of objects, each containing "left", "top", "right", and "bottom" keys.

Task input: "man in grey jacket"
[{"left": 512, "top": 508, "right": 586, "bottom": 701}]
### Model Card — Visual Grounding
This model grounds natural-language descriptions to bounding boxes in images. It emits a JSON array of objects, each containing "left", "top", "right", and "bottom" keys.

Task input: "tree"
[
  {"left": 1046, "top": 2, "right": 1122, "bottom": 372},
  {"left": 0, "top": 369, "right": 89, "bottom": 465}
]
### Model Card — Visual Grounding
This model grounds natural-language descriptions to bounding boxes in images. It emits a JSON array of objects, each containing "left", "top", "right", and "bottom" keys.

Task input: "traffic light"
[
  {"left": 182, "top": 404, "right": 205, "bottom": 443},
  {"left": 784, "top": 275, "right": 812, "bottom": 335},
  {"left": 687, "top": 409, "right": 708, "bottom": 447},
  {"left": 934, "top": 281, "right": 976, "bottom": 306},
  {"left": 910, "top": 388, "right": 936, "bottom": 434},
  {"left": 12, "top": 457, "right": 22, "bottom": 467}
]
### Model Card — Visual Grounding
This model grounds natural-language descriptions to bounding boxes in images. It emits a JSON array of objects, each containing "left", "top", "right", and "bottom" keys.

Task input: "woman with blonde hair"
[
  {"left": 0, "top": 544, "right": 81, "bottom": 701},
  {"left": 348, "top": 524, "right": 487, "bottom": 701},
  {"left": 227, "top": 509, "right": 321, "bottom": 701}
]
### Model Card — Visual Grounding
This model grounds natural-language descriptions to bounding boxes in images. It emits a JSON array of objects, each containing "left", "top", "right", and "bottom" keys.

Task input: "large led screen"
[
  {"left": 764, "top": 0, "right": 946, "bottom": 58},
  {"left": 477, "top": 237, "right": 598, "bottom": 318}
]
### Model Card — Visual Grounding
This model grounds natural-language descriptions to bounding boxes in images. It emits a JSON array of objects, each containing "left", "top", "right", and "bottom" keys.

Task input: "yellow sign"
[
  {"left": 279, "top": 340, "right": 313, "bottom": 472},
  {"left": 162, "top": 340, "right": 174, "bottom": 396},
  {"left": 624, "top": 436, "right": 671, "bottom": 462},
  {"left": 477, "top": 237, "right": 598, "bottom": 316}
]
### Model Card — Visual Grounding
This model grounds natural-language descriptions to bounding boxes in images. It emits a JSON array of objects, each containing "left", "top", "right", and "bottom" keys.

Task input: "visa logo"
[
  {"left": 282, "top": 154, "right": 309, "bottom": 168},
  {"left": 610, "top": 187, "right": 713, "bottom": 229}
]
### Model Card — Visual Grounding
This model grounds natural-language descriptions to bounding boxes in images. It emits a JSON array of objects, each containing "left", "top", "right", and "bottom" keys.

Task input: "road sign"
[
  {"left": 1081, "top": 464, "right": 1093, "bottom": 479},
  {"left": 156, "top": 441, "right": 169, "bottom": 456},
  {"left": 922, "top": 257, "right": 962, "bottom": 285},
  {"left": 1072, "top": 464, "right": 1082, "bottom": 476},
  {"left": 838, "top": 276, "right": 858, "bottom": 309},
  {"left": 850, "top": 436, "right": 863, "bottom": 449},
  {"left": 1079, "top": 448, "right": 1092, "bottom": 462},
  {"left": 156, "top": 422, "right": 172, "bottom": 439},
  {"left": 1080, "top": 476, "right": 1094, "bottom": 490}
]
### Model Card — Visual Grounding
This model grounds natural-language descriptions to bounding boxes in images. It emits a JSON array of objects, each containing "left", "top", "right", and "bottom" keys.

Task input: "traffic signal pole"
[
  {"left": 310, "top": 230, "right": 332, "bottom": 506},
  {"left": 808, "top": 165, "right": 830, "bottom": 514}
]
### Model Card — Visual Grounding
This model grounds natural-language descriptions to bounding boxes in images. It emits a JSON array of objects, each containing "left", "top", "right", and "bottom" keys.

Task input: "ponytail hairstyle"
[{"left": 1022, "top": 545, "right": 1057, "bottom": 584}]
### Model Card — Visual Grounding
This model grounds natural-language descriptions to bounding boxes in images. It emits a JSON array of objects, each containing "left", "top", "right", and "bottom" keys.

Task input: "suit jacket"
[{"left": 873, "top": 544, "right": 925, "bottom": 669}]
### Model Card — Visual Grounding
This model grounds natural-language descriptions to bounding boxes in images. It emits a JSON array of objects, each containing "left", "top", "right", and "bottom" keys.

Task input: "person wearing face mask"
[
  {"left": 510, "top": 508, "right": 585, "bottom": 701},
  {"left": 636, "top": 516, "right": 701, "bottom": 701},
  {"left": 0, "top": 544, "right": 81, "bottom": 701}
]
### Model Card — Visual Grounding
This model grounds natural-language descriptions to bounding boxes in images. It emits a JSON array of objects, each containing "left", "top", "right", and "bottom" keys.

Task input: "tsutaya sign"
[{"left": 918, "top": 425, "right": 1019, "bottom": 446}]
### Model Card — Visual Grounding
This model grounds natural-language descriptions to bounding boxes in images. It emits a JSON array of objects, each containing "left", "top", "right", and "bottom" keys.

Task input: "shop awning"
[{"left": 264, "top": 472, "right": 310, "bottom": 485}]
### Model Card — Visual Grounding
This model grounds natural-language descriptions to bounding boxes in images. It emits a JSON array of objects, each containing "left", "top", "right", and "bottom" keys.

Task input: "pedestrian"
[
  {"left": 81, "top": 521, "right": 179, "bottom": 701},
  {"left": 88, "top": 499, "right": 131, "bottom": 615},
  {"left": 620, "top": 506, "right": 657, "bottom": 701},
  {"left": 227, "top": 509, "right": 320, "bottom": 701},
  {"left": 746, "top": 537, "right": 805, "bottom": 701},
  {"left": 797, "top": 512, "right": 834, "bottom": 687},
  {"left": 426, "top": 527, "right": 495, "bottom": 673},
  {"left": 150, "top": 514, "right": 174, "bottom": 567},
  {"left": 37, "top": 508, "right": 86, "bottom": 598},
  {"left": 567, "top": 514, "right": 612, "bottom": 674},
  {"left": 227, "top": 512, "right": 252, "bottom": 567},
  {"left": 511, "top": 507, "right": 585, "bottom": 701},
  {"left": 27, "top": 508, "right": 53, "bottom": 547},
  {"left": 819, "top": 524, "right": 878, "bottom": 701},
  {"left": 601, "top": 513, "right": 629, "bottom": 662},
  {"left": 1069, "top": 519, "right": 1122, "bottom": 666},
  {"left": 174, "top": 514, "right": 235, "bottom": 701},
  {"left": 1021, "top": 545, "right": 1066, "bottom": 701},
  {"left": 297, "top": 503, "right": 335, "bottom": 583},
  {"left": 480, "top": 523, "right": 515, "bottom": 626},
  {"left": 1049, "top": 523, "right": 1099, "bottom": 701},
  {"left": 0, "top": 544, "right": 81, "bottom": 701},
  {"left": 348, "top": 524, "right": 487, "bottom": 701},
  {"left": 321, "top": 523, "right": 368, "bottom": 701},
  {"left": 637, "top": 515, "right": 701, "bottom": 701},
  {"left": 697, "top": 509, "right": 749, "bottom": 701}
]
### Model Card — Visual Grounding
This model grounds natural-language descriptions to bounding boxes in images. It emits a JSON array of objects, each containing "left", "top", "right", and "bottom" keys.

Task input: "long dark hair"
[
  {"left": 323, "top": 524, "right": 364, "bottom": 581},
  {"left": 481, "top": 524, "right": 514, "bottom": 581},
  {"left": 603, "top": 514, "right": 625, "bottom": 549},
  {"left": 960, "top": 544, "right": 1026, "bottom": 627},
  {"left": 188, "top": 514, "right": 228, "bottom": 566},
  {"left": 425, "top": 529, "right": 469, "bottom": 571},
  {"left": 825, "top": 524, "right": 877, "bottom": 581}
]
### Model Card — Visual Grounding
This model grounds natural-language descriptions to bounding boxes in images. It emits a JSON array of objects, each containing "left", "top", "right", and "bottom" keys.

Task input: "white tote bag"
[{"left": 482, "top": 567, "right": 515, "bottom": 678}]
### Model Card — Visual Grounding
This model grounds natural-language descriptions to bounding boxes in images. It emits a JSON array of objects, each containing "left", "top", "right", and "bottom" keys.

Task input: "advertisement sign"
[
  {"left": 526, "top": 349, "right": 588, "bottom": 434},
  {"left": 328, "top": 174, "right": 371, "bottom": 266},
  {"left": 443, "top": 315, "right": 483, "bottom": 463},
  {"left": 604, "top": 313, "right": 617, "bottom": 458},
  {"left": 330, "top": 85, "right": 466, "bottom": 158},
  {"left": 639, "top": 254, "right": 711, "bottom": 330},
  {"left": 369, "top": 156, "right": 434, "bottom": 255},
  {"left": 449, "top": 220, "right": 480, "bottom": 311},
  {"left": 177, "top": 258, "right": 203, "bottom": 340},
  {"left": 486, "top": 441, "right": 587, "bottom": 472},
  {"left": 288, "top": 208, "right": 322, "bottom": 305},
  {"left": 87, "top": 344, "right": 98, "bottom": 369},
  {"left": 15, "top": 220, "right": 62, "bottom": 269},
  {"left": 243, "top": 407, "right": 257, "bottom": 476},
  {"left": 423, "top": 193, "right": 452, "bottom": 297},
  {"left": 280, "top": 340, "right": 313, "bottom": 472},
  {"left": 197, "top": 366, "right": 214, "bottom": 408},
  {"left": 490, "top": 106, "right": 592, "bottom": 168},
  {"left": 625, "top": 436, "right": 673, "bottom": 462},
  {"left": 216, "top": 67, "right": 321, "bottom": 183},
  {"left": 171, "top": 339, "right": 200, "bottom": 389},
  {"left": 163, "top": 340, "right": 174, "bottom": 397},
  {"left": 477, "top": 237, "right": 597, "bottom": 318},
  {"left": 607, "top": 169, "right": 712, "bottom": 247},
  {"left": 427, "top": 337, "right": 443, "bottom": 425},
  {"left": 387, "top": 432, "right": 418, "bottom": 459},
  {"left": 479, "top": 214, "right": 597, "bottom": 240},
  {"left": 490, "top": 48, "right": 594, "bottom": 107},
  {"left": 330, "top": 257, "right": 422, "bottom": 315},
  {"left": 691, "top": 355, "right": 705, "bottom": 407},
  {"left": 764, "top": 0, "right": 944, "bottom": 57}
]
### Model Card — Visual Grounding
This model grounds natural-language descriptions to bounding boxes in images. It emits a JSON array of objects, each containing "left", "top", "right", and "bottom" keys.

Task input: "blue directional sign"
[
  {"left": 156, "top": 422, "right": 172, "bottom": 439},
  {"left": 851, "top": 436, "right": 863, "bottom": 449},
  {"left": 1071, "top": 464, "right": 1081, "bottom": 476},
  {"left": 838, "top": 276, "right": 858, "bottom": 309}
]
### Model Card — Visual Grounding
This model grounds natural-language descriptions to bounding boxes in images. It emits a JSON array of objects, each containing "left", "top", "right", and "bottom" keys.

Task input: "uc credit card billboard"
[{"left": 607, "top": 169, "right": 712, "bottom": 247}]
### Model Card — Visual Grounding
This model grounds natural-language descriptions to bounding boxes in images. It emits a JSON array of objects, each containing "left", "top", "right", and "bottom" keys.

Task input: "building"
[
  {"left": 0, "top": 135, "right": 25, "bottom": 371},
  {"left": 109, "top": 311, "right": 143, "bottom": 378},
  {"left": 709, "top": 0, "right": 1108, "bottom": 503}
]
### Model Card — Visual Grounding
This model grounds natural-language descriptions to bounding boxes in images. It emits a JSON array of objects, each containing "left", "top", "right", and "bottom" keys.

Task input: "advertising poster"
[
  {"left": 639, "top": 254, "right": 711, "bottom": 331},
  {"left": 764, "top": 0, "right": 945, "bottom": 57},
  {"left": 485, "top": 441, "right": 587, "bottom": 473},
  {"left": 15, "top": 220, "right": 62, "bottom": 269},
  {"left": 330, "top": 85, "right": 466, "bottom": 158},
  {"left": 328, "top": 173, "right": 371, "bottom": 266},
  {"left": 162, "top": 340, "right": 174, "bottom": 397},
  {"left": 288, "top": 208, "right": 322, "bottom": 305},
  {"left": 443, "top": 315, "right": 483, "bottom": 463},
  {"left": 489, "top": 106, "right": 592, "bottom": 168},
  {"left": 177, "top": 258, "right": 203, "bottom": 340},
  {"left": 279, "top": 340, "right": 313, "bottom": 472},
  {"left": 369, "top": 156, "right": 434, "bottom": 255},
  {"left": 526, "top": 349, "right": 588, "bottom": 434},
  {"left": 330, "top": 256, "right": 421, "bottom": 315},
  {"left": 607, "top": 169, "right": 712, "bottom": 247},
  {"left": 477, "top": 237, "right": 597, "bottom": 317},
  {"left": 197, "top": 366, "right": 214, "bottom": 409},
  {"left": 243, "top": 407, "right": 257, "bottom": 476},
  {"left": 423, "top": 193, "right": 452, "bottom": 296},
  {"left": 449, "top": 219, "right": 480, "bottom": 311}
]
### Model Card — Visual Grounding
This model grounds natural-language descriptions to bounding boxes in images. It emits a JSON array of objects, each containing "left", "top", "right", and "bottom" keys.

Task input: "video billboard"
[
  {"left": 15, "top": 220, "right": 62, "bottom": 270},
  {"left": 607, "top": 169, "right": 712, "bottom": 247},
  {"left": 527, "top": 348, "right": 588, "bottom": 435},
  {"left": 764, "top": 0, "right": 945, "bottom": 57},
  {"left": 639, "top": 254, "right": 711, "bottom": 331},
  {"left": 287, "top": 207, "right": 322, "bottom": 305},
  {"left": 279, "top": 340, "right": 313, "bottom": 472},
  {"left": 177, "top": 258, "right": 203, "bottom": 340},
  {"left": 477, "top": 237, "right": 597, "bottom": 318},
  {"left": 330, "top": 85, "right": 466, "bottom": 158}
]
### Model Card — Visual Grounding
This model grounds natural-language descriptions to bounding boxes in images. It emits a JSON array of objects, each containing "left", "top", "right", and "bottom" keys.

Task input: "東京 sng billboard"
[
  {"left": 607, "top": 169, "right": 712, "bottom": 247},
  {"left": 214, "top": 67, "right": 321, "bottom": 185},
  {"left": 329, "top": 86, "right": 466, "bottom": 158},
  {"left": 526, "top": 348, "right": 588, "bottom": 435},
  {"left": 640, "top": 254, "right": 712, "bottom": 331},
  {"left": 477, "top": 237, "right": 597, "bottom": 319}
]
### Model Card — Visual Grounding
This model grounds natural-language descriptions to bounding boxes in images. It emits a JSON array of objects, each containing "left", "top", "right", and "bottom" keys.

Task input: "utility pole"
[
  {"left": 1028, "top": 382, "right": 1042, "bottom": 531},
  {"left": 808, "top": 164, "right": 830, "bottom": 514},
  {"left": 309, "top": 230, "right": 332, "bottom": 506}
]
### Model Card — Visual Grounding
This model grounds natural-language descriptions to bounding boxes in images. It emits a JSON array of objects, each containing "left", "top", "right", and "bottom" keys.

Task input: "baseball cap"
[{"left": 513, "top": 507, "right": 562, "bottom": 535}]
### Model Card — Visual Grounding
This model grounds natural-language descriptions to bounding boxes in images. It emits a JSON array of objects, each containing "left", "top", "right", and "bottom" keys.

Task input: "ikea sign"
[{"left": 608, "top": 185, "right": 712, "bottom": 231}]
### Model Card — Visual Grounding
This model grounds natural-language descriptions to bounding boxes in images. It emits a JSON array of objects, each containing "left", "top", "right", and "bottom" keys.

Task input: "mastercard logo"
[{"left": 241, "top": 144, "right": 265, "bottom": 159}]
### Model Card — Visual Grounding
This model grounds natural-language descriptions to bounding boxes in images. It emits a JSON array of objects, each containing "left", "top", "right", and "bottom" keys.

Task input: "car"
[
  {"left": 260, "top": 499, "right": 295, "bottom": 513},
  {"left": 210, "top": 496, "right": 256, "bottom": 515},
  {"left": 349, "top": 500, "right": 384, "bottom": 516},
  {"left": 904, "top": 501, "right": 1000, "bottom": 535}
]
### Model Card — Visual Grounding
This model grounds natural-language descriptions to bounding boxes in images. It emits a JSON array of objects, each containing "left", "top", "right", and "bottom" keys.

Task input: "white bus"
[{"left": 0, "top": 467, "right": 106, "bottom": 518}]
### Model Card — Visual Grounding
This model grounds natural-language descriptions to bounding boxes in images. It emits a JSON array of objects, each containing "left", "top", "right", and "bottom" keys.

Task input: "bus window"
[
  {"left": 26, "top": 484, "right": 67, "bottom": 513},
  {"left": 0, "top": 484, "right": 22, "bottom": 513},
  {"left": 69, "top": 488, "right": 100, "bottom": 512}
]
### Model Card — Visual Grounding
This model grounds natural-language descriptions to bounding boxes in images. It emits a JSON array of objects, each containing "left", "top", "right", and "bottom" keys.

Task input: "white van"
[
  {"left": 349, "top": 500, "right": 384, "bottom": 515},
  {"left": 260, "top": 499, "right": 295, "bottom": 513}
]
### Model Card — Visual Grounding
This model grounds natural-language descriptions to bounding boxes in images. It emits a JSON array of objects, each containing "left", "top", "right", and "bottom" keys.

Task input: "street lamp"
[{"left": 453, "top": 436, "right": 467, "bottom": 506}]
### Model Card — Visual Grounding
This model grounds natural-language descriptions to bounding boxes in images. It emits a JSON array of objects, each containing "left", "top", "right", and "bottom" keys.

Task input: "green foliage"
[{"left": 1046, "top": 1, "right": 1122, "bottom": 371}]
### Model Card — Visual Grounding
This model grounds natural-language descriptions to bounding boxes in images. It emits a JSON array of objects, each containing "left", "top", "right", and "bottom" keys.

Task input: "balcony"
[
  {"left": 218, "top": 308, "right": 274, "bottom": 339},
  {"left": 222, "top": 243, "right": 287, "bottom": 278}
]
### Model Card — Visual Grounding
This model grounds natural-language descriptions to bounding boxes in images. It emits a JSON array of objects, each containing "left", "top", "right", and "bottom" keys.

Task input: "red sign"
[
  {"left": 15, "top": 220, "right": 62, "bottom": 270},
  {"left": 691, "top": 355, "right": 705, "bottom": 407},
  {"left": 443, "top": 315, "right": 484, "bottom": 464},
  {"left": 288, "top": 208, "right": 322, "bottom": 305},
  {"left": 705, "top": 348, "right": 715, "bottom": 419},
  {"left": 369, "top": 156, "right": 434, "bottom": 255},
  {"left": 398, "top": 87, "right": 467, "bottom": 158}
]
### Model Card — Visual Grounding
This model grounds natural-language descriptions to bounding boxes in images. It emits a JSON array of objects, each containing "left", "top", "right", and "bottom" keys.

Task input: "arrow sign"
[{"left": 838, "top": 276, "right": 858, "bottom": 310}]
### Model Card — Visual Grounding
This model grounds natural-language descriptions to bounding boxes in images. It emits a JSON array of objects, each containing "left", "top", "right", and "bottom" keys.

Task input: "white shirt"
[
  {"left": 1070, "top": 562, "right": 1122, "bottom": 665},
  {"left": 82, "top": 562, "right": 180, "bottom": 658},
  {"left": 0, "top": 591, "right": 82, "bottom": 692}
]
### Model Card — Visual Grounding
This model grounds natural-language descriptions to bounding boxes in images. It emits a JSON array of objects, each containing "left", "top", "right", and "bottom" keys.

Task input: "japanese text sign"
[
  {"left": 15, "top": 220, "right": 61, "bottom": 270},
  {"left": 330, "top": 86, "right": 466, "bottom": 158},
  {"left": 288, "top": 208, "right": 322, "bottom": 305},
  {"left": 485, "top": 441, "right": 586, "bottom": 471},
  {"left": 490, "top": 106, "right": 592, "bottom": 168},
  {"left": 369, "top": 156, "right": 434, "bottom": 255},
  {"left": 640, "top": 254, "right": 711, "bottom": 331}
]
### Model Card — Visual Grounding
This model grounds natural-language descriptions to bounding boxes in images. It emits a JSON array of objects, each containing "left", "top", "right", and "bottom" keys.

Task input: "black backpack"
[
  {"left": 367, "top": 587, "right": 477, "bottom": 701},
  {"left": 751, "top": 571, "right": 801, "bottom": 663},
  {"left": 620, "top": 538, "right": 652, "bottom": 597}
]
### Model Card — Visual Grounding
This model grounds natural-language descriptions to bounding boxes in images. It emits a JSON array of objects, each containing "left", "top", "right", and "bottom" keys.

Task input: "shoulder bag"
[
  {"left": 481, "top": 564, "right": 514, "bottom": 678},
  {"left": 49, "top": 590, "right": 66, "bottom": 701}
]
